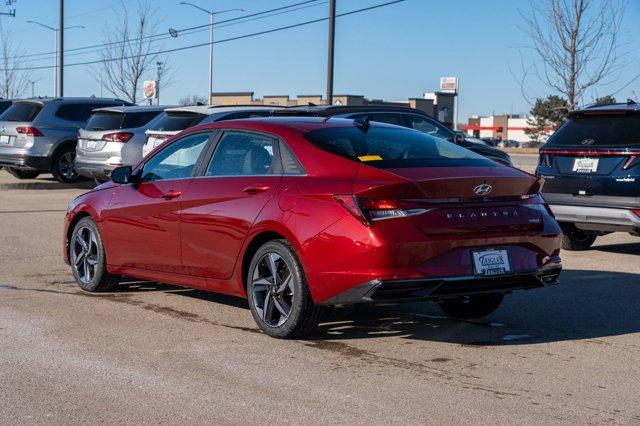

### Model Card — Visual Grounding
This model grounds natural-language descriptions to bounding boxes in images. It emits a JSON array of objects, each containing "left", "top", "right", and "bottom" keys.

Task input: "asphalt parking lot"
[{"left": 1, "top": 162, "right": 639, "bottom": 424}]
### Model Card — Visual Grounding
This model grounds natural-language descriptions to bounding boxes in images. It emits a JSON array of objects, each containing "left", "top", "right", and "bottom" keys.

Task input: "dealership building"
[{"left": 462, "top": 114, "right": 553, "bottom": 143}]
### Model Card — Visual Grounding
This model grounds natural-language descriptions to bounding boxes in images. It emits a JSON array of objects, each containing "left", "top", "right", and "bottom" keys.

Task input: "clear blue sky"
[{"left": 2, "top": 0, "right": 639, "bottom": 121}]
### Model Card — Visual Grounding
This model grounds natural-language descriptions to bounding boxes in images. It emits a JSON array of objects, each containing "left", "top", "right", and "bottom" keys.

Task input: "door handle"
[
  {"left": 242, "top": 185, "right": 270, "bottom": 194},
  {"left": 161, "top": 190, "right": 182, "bottom": 200}
]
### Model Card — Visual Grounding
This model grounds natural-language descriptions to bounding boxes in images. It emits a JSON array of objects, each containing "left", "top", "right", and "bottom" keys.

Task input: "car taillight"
[
  {"left": 16, "top": 127, "right": 43, "bottom": 137},
  {"left": 633, "top": 209, "right": 640, "bottom": 218},
  {"left": 334, "top": 195, "right": 428, "bottom": 226},
  {"left": 102, "top": 132, "right": 134, "bottom": 143},
  {"left": 622, "top": 156, "right": 639, "bottom": 170}
]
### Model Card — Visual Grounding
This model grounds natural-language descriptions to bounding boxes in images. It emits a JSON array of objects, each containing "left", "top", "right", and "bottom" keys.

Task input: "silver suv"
[
  {"left": 141, "top": 105, "right": 283, "bottom": 157},
  {"left": 75, "top": 105, "right": 164, "bottom": 181},
  {"left": 0, "top": 97, "right": 130, "bottom": 182}
]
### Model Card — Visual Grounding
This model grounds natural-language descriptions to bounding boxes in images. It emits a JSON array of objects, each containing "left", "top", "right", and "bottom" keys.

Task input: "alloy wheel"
[
  {"left": 59, "top": 151, "right": 78, "bottom": 180},
  {"left": 251, "top": 252, "right": 295, "bottom": 327},
  {"left": 71, "top": 226, "right": 100, "bottom": 284}
]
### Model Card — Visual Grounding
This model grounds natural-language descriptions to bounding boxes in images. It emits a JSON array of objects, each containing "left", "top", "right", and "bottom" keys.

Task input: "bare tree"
[
  {"left": 95, "top": 0, "right": 171, "bottom": 103},
  {"left": 520, "top": 0, "right": 636, "bottom": 111},
  {"left": 179, "top": 94, "right": 207, "bottom": 106},
  {"left": 0, "top": 24, "right": 31, "bottom": 99}
]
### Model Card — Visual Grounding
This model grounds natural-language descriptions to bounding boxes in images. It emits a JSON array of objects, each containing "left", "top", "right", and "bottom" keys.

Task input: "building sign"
[
  {"left": 143, "top": 80, "right": 157, "bottom": 99},
  {"left": 439, "top": 77, "right": 458, "bottom": 93}
]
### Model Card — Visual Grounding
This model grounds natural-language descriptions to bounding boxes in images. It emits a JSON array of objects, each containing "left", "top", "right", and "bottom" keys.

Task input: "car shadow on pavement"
[
  {"left": 311, "top": 269, "right": 640, "bottom": 346},
  {"left": 0, "top": 177, "right": 95, "bottom": 191},
  {"left": 593, "top": 242, "right": 640, "bottom": 255}
]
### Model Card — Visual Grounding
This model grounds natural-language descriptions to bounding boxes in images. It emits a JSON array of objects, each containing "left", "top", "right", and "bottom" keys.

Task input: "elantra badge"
[
  {"left": 581, "top": 138, "right": 595, "bottom": 145},
  {"left": 474, "top": 184, "right": 493, "bottom": 196}
]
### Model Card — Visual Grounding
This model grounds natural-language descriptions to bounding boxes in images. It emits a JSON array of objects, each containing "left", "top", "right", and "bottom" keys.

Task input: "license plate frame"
[
  {"left": 0, "top": 135, "right": 13, "bottom": 145},
  {"left": 471, "top": 248, "right": 512, "bottom": 277},
  {"left": 572, "top": 157, "right": 599, "bottom": 173}
]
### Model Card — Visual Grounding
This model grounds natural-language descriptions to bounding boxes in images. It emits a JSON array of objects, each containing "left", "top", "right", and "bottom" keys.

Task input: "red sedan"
[{"left": 64, "top": 117, "right": 562, "bottom": 338}]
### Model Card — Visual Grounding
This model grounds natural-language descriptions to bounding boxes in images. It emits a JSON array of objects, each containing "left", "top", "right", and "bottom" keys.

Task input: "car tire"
[
  {"left": 69, "top": 216, "right": 120, "bottom": 292},
  {"left": 247, "top": 239, "right": 322, "bottom": 338},
  {"left": 51, "top": 145, "right": 81, "bottom": 183},
  {"left": 560, "top": 223, "right": 597, "bottom": 251},
  {"left": 438, "top": 293, "right": 505, "bottom": 320},
  {"left": 6, "top": 167, "right": 40, "bottom": 179}
]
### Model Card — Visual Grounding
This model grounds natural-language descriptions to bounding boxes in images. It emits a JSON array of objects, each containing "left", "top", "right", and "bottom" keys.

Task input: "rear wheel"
[
  {"left": 560, "top": 223, "right": 597, "bottom": 251},
  {"left": 438, "top": 293, "right": 504, "bottom": 320},
  {"left": 6, "top": 167, "right": 40, "bottom": 179},
  {"left": 69, "top": 216, "right": 120, "bottom": 292},
  {"left": 51, "top": 145, "right": 81, "bottom": 183},
  {"left": 247, "top": 240, "right": 321, "bottom": 338}
]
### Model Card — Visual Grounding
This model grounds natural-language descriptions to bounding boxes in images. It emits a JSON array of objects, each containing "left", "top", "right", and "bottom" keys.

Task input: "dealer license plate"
[
  {"left": 472, "top": 249, "right": 511, "bottom": 276},
  {"left": 572, "top": 157, "right": 599, "bottom": 173}
]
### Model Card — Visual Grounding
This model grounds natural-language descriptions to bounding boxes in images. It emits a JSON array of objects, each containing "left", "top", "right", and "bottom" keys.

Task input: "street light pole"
[
  {"left": 27, "top": 21, "right": 84, "bottom": 97},
  {"left": 326, "top": 0, "right": 336, "bottom": 105},
  {"left": 59, "top": 0, "right": 64, "bottom": 97},
  {"left": 179, "top": 2, "right": 244, "bottom": 103}
]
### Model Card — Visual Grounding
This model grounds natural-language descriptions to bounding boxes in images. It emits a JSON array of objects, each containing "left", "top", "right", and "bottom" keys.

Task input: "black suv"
[
  {"left": 272, "top": 105, "right": 513, "bottom": 165},
  {"left": 536, "top": 100, "right": 640, "bottom": 250}
]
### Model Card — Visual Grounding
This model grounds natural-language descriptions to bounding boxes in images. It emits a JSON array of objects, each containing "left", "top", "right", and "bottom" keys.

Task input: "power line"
[
  {"left": 12, "top": 0, "right": 323, "bottom": 61},
  {"left": 18, "top": 0, "right": 329, "bottom": 64},
  {"left": 3, "top": 0, "right": 406, "bottom": 72}
]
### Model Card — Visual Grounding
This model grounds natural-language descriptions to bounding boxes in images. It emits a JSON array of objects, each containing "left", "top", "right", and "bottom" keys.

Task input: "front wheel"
[
  {"left": 69, "top": 217, "right": 120, "bottom": 292},
  {"left": 6, "top": 167, "right": 40, "bottom": 179},
  {"left": 247, "top": 240, "right": 321, "bottom": 338},
  {"left": 438, "top": 293, "right": 504, "bottom": 320},
  {"left": 560, "top": 223, "right": 597, "bottom": 251},
  {"left": 51, "top": 145, "right": 81, "bottom": 183}
]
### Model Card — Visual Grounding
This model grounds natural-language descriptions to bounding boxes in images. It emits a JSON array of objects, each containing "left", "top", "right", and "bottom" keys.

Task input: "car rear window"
[
  {"left": 148, "top": 111, "right": 207, "bottom": 131},
  {"left": 84, "top": 112, "right": 124, "bottom": 130},
  {"left": 0, "top": 103, "right": 42, "bottom": 122},
  {"left": 548, "top": 113, "right": 640, "bottom": 147},
  {"left": 304, "top": 126, "right": 491, "bottom": 168}
]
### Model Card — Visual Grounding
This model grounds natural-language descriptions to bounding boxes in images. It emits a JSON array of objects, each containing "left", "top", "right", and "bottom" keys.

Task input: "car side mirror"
[{"left": 111, "top": 166, "right": 137, "bottom": 184}]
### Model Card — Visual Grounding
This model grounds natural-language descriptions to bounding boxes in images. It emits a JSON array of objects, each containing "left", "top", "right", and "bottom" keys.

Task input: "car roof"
[
  {"left": 164, "top": 105, "right": 285, "bottom": 115},
  {"left": 92, "top": 105, "right": 169, "bottom": 114},
  {"left": 272, "top": 104, "right": 428, "bottom": 116},
  {"left": 14, "top": 97, "right": 130, "bottom": 105},
  {"left": 186, "top": 116, "right": 403, "bottom": 134},
  {"left": 573, "top": 100, "right": 640, "bottom": 115}
]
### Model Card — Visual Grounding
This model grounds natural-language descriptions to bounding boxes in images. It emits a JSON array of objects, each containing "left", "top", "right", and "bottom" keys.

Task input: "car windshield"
[
  {"left": 304, "top": 126, "right": 492, "bottom": 168},
  {"left": 148, "top": 111, "right": 207, "bottom": 132},
  {"left": 548, "top": 113, "right": 640, "bottom": 147},
  {"left": 0, "top": 102, "right": 42, "bottom": 122}
]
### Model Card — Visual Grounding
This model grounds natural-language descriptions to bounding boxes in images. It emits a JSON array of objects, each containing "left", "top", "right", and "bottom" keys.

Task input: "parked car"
[
  {"left": 64, "top": 117, "right": 562, "bottom": 338},
  {"left": 499, "top": 139, "right": 520, "bottom": 148},
  {"left": 141, "top": 105, "right": 283, "bottom": 158},
  {"left": 0, "top": 99, "right": 14, "bottom": 115},
  {"left": 0, "top": 97, "right": 130, "bottom": 182},
  {"left": 273, "top": 105, "right": 513, "bottom": 165},
  {"left": 75, "top": 105, "right": 165, "bottom": 181},
  {"left": 537, "top": 100, "right": 640, "bottom": 250}
]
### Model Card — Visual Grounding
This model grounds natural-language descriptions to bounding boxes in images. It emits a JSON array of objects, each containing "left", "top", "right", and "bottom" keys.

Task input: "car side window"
[
  {"left": 350, "top": 113, "right": 406, "bottom": 127},
  {"left": 206, "top": 131, "right": 278, "bottom": 176},
  {"left": 406, "top": 114, "right": 453, "bottom": 141},
  {"left": 141, "top": 132, "right": 211, "bottom": 181},
  {"left": 56, "top": 104, "right": 106, "bottom": 122}
]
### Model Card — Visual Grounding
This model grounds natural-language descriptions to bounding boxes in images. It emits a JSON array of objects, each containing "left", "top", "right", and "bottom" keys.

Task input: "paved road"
[
  {"left": 1, "top": 169, "right": 639, "bottom": 424},
  {"left": 509, "top": 153, "right": 538, "bottom": 173}
]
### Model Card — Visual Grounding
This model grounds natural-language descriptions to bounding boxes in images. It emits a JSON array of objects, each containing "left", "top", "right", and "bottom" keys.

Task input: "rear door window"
[
  {"left": 351, "top": 113, "right": 406, "bottom": 127},
  {"left": 206, "top": 131, "right": 279, "bottom": 176},
  {"left": 148, "top": 111, "right": 207, "bottom": 131},
  {"left": 304, "top": 126, "right": 490, "bottom": 168},
  {"left": 548, "top": 113, "right": 640, "bottom": 147},
  {"left": 0, "top": 103, "right": 42, "bottom": 122},
  {"left": 404, "top": 114, "right": 454, "bottom": 141}
]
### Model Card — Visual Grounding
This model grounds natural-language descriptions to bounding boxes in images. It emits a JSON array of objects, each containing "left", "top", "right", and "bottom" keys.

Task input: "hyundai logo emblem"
[
  {"left": 581, "top": 138, "right": 595, "bottom": 146},
  {"left": 474, "top": 184, "right": 493, "bottom": 196}
]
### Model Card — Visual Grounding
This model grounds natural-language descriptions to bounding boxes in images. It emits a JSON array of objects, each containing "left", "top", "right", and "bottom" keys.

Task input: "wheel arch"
[
  {"left": 240, "top": 231, "right": 287, "bottom": 293},
  {"left": 50, "top": 139, "right": 78, "bottom": 168}
]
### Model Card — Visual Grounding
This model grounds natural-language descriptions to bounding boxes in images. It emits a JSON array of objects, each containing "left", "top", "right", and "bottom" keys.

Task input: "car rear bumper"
[
  {"left": 321, "top": 261, "right": 562, "bottom": 305},
  {"left": 0, "top": 152, "right": 50, "bottom": 171},
  {"left": 549, "top": 204, "right": 640, "bottom": 232},
  {"left": 74, "top": 159, "right": 117, "bottom": 180}
]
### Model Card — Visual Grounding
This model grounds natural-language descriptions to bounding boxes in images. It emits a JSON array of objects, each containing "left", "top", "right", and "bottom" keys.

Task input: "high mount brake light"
[
  {"left": 102, "top": 132, "right": 134, "bottom": 143},
  {"left": 334, "top": 195, "right": 429, "bottom": 226},
  {"left": 16, "top": 127, "right": 43, "bottom": 137}
]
